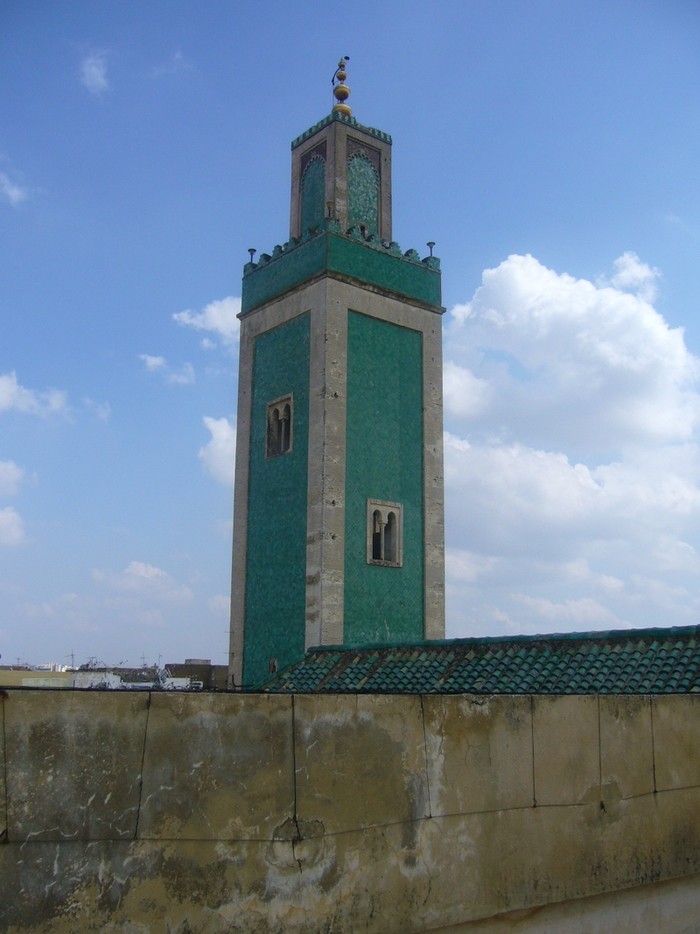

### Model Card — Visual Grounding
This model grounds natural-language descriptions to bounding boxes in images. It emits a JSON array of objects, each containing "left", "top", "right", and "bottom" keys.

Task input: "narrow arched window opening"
[
  {"left": 366, "top": 500, "right": 403, "bottom": 567},
  {"left": 280, "top": 403, "right": 291, "bottom": 453},
  {"left": 266, "top": 395, "right": 293, "bottom": 458},
  {"left": 372, "top": 510, "right": 383, "bottom": 561},
  {"left": 385, "top": 511, "right": 397, "bottom": 564}
]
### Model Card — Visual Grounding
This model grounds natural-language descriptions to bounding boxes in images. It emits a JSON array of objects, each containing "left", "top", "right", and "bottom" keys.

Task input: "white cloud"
[
  {"left": 139, "top": 354, "right": 165, "bottom": 372},
  {"left": 443, "top": 253, "right": 700, "bottom": 639},
  {"left": 0, "top": 371, "right": 68, "bottom": 416},
  {"left": 443, "top": 361, "right": 491, "bottom": 419},
  {"left": 0, "top": 507, "right": 25, "bottom": 546},
  {"left": 0, "top": 171, "right": 28, "bottom": 207},
  {"left": 174, "top": 296, "right": 241, "bottom": 347},
  {"left": 138, "top": 354, "right": 194, "bottom": 385},
  {"left": 605, "top": 251, "right": 661, "bottom": 303},
  {"left": 514, "top": 594, "right": 619, "bottom": 627},
  {"left": 446, "top": 438, "right": 700, "bottom": 552},
  {"left": 81, "top": 51, "right": 109, "bottom": 95},
  {"left": 0, "top": 461, "right": 23, "bottom": 496},
  {"left": 445, "top": 254, "right": 699, "bottom": 456},
  {"left": 199, "top": 416, "right": 235, "bottom": 486},
  {"left": 93, "top": 561, "right": 193, "bottom": 602},
  {"left": 445, "top": 548, "right": 500, "bottom": 584}
]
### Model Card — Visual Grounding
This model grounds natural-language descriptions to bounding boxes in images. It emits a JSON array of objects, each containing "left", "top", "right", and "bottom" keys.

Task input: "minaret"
[{"left": 229, "top": 60, "right": 445, "bottom": 688}]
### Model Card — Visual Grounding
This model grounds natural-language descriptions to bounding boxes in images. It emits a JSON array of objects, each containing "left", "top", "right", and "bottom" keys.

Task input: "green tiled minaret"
[{"left": 229, "top": 60, "right": 445, "bottom": 688}]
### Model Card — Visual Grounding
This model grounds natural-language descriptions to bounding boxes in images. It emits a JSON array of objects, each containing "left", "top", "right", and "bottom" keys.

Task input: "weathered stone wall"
[{"left": 2, "top": 690, "right": 699, "bottom": 932}]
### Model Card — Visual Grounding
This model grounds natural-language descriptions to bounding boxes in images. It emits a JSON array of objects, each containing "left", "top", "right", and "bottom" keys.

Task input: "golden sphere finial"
[{"left": 332, "top": 55, "right": 351, "bottom": 117}]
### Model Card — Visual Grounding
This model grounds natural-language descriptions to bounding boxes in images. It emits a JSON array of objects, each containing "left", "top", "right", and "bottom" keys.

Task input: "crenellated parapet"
[
  {"left": 241, "top": 220, "right": 441, "bottom": 314},
  {"left": 291, "top": 111, "right": 392, "bottom": 150}
]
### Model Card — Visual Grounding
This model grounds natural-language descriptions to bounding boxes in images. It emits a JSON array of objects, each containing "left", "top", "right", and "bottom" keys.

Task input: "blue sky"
[{"left": 2, "top": 1, "right": 700, "bottom": 667}]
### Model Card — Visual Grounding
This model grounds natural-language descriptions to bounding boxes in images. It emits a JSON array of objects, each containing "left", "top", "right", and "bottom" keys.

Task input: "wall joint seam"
[
  {"left": 530, "top": 695, "right": 537, "bottom": 807},
  {"left": 133, "top": 691, "right": 152, "bottom": 840},
  {"left": 650, "top": 696, "right": 657, "bottom": 795},
  {"left": 653, "top": 783, "right": 700, "bottom": 796},
  {"left": 597, "top": 695, "right": 602, "bottom": 792},
  {"left": 1, "top": 691, "right": 7, "bottom": 842},
  {"left": 419, "top": 695, "right": 433, "bottom": 818},
  {"left": 291, "top": 694, "right": 299, "bottom": 824}
]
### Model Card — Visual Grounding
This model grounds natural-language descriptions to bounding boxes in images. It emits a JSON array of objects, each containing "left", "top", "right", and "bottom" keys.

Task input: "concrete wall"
[{"left": 2, "top": 689, "right": 700, "bottom": 932}]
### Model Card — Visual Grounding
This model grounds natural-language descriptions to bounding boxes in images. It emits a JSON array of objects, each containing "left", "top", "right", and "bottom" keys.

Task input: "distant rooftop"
[{"left": 260, "top": 625, "right": 700, "bottom": 695}]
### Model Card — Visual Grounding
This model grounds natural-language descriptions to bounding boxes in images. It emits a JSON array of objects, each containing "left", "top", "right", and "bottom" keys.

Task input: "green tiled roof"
[{"left": 259, "top": 625, "right": 700, "bottom": 695}]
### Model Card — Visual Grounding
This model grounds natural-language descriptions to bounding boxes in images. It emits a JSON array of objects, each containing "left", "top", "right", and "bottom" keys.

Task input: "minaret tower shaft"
[{"left": 229, "top": 61, "right": 445, "bottom": 688}]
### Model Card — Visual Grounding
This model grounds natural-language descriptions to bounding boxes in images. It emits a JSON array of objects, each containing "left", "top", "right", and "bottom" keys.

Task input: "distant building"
[
  {"left": 0, "top": 666, "right": 73, "bottom": 689},
  {"left": 0, "top": 661, "right": 223, "bottom": 691},
  {"left": 165, "top": 659, "right": 228, "bottom": 691}
]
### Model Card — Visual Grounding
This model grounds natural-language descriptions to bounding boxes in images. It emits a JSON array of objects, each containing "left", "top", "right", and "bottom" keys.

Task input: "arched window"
[
  {"left": 366, "top": 500, "right": 403, "bottom": 567},
  {"left": 266, "top": 396, "right": 293, "bottom": 457},
  {"left": 300, "top": 155, "right": 325, "bottom": 234},
  {"left": 347, "top": 153, "right": 379, "bottom": 237}
]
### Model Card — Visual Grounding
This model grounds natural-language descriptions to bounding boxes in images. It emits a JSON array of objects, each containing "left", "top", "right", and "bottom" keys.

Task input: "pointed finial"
[{"left": 332, "top": 56, "right": 351, "bottom": 117}]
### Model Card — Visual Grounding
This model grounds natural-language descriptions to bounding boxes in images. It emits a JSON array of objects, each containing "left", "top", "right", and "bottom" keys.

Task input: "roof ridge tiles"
[
  {"left": 304, "top": 623, "right": 700, "bottom": 655},
  {"left": 259, "top": 624, "right": 700, "bottom": 695}
]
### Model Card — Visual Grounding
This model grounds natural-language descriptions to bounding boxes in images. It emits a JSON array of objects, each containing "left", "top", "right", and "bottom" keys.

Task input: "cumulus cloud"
[
  {"left": 138, "top": 354, "right": 194, "bottom": 385},
  {"left": 81, "top": 51, "right": 109, "bottom": 95},
  {"left": 444, "top": 253, "right": 700, "bottom": 638},
  {"left": 445, "top": 254, "right": 699, "bottom": 457},
  {"left": 0, "top": 371, "right": 67, "bottom": 416},
  {"left": 443, "top": 361, "right": 491, "bottom": 419},
  {"left": 199, "top": 416, "right": 235, "bottom": 486},
  {"left": 604, "top": 251, "right": 661, "bottom": 303},
  {"left": 174, "top": 296, "right": 241, "bottom": 347},
  {"left": 0, "top": 507, "right": 25, "bottom": 546},
  {"left": 0, "top": 171, "right": 28, "bottom": 207}
]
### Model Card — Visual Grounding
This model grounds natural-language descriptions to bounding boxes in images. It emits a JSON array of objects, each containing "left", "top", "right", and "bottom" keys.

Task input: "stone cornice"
[{"left": 291, "top": 111, "right": 392, "bottom": 150}]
